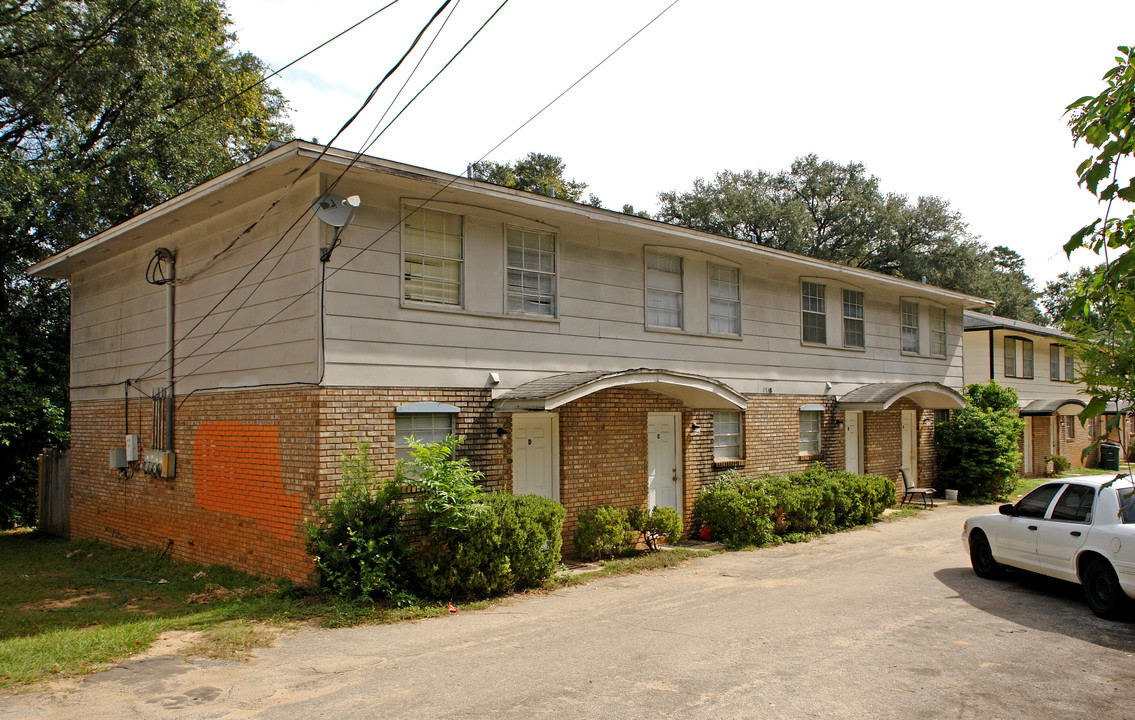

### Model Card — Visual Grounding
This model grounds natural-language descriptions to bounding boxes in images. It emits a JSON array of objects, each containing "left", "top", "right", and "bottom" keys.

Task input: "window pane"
[
  {"left": 930, "top": 307, "right": 946, "bottom": 356},
  {"left": 713, "top": 411, "right": 742, "bottom": 459},
  {"left": 1021, "top": 340, "right": 1034, "bottom": 379},
  {"left": 802, "top": 281, "right": 826, "bottom": 344},
  {"left": 799, "top": 410, "right": 821, "bottom": 454},
  {"left": 842, "top": 289, "right": 864, "bottom": 348},
  {"left": 1050, "top": 345, "right": 1061, "bottom": 380},
  {"left": 404, "top": 209, "right": 463, "bottom": 305},
  {"left": 1004, "top": 338, "right": 1017, "bottom": 377},
  {"left": 709, "top": 264, "right": 741, "bottom": 335},
  {"left": 901, "top": 301, "right": 919, "bottom": 353},
  {"left": 1050, "top": 485, "right": 1094, "bottom": 523},
  {"left": 1065, "top": 349, "right": 1074, "bottom": 382},
  {"left": 1015, "top": 483, "right": 1063, "bottom": 519},
  {"left": 395, "top": 413, "right": 454, "bottom": 460},
  {"left": 646, "top": 252, "right": 683, "bottom": 328},
  {"left": 506, "top": 227, "right": 556, "bottom": 316}
]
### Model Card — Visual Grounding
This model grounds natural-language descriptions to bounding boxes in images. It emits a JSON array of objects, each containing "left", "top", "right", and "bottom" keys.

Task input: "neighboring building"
[
  {"left": 961, "top": 311, "right": 1122, "bottom": 474},
  {"left": 30, "top": 141, "right": 991, "bottom": 581}
]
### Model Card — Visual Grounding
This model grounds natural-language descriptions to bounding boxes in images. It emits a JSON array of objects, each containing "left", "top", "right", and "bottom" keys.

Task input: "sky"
[{"left": 223, "top": 0, "right": 1135, "bottom": 288}]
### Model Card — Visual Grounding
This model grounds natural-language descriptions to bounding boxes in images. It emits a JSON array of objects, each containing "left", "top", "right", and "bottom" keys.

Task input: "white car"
[{"left": 962, "top": 474, "right": 1135, "bottom": 619}]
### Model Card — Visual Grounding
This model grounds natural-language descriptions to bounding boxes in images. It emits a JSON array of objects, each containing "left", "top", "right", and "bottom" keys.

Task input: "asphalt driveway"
[{"left": 4, "top": 502, "right": 1133, "bottom": 719}]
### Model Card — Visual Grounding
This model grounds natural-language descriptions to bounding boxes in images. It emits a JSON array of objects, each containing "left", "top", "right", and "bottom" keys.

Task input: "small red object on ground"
[
  {"left": 447, "top": 604, "right": 458, "bottom": 613},
  {"left": 699, "top": 525, "right": 713, "bottom": 541}
]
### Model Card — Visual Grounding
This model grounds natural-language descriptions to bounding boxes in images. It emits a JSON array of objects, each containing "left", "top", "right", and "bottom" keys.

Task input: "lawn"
[{"left": 0, "top": 529, "right": 715, "bottom": 691}]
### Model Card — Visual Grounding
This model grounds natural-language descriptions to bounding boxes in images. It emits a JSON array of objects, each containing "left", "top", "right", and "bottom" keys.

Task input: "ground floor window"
[
  {"left": 713, "top": 411, "right": 743, "bottom": 459},
  {"left": 799, "top": 408, "right": 822, "bottom": 454},
  {"left": 395, "top": 412, "right": 455, "bottom": 460}
]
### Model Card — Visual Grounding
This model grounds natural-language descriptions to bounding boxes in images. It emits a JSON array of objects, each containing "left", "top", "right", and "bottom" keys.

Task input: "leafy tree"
[
  {"left": 470, "top": 152, "right": 594, "bottom": 203},
  {"left": 935, "top": 382, "right": 1025, "bottom": 502},
  {"left": 657, "top": 155, "right": 1044, "bottom": 321},
  {"left": 1041, "top": 265, "right": 1102, "bottom": 326},
  {"left": 0, "top": 0, "right": 292, "bottom": 526},
  {"left": 1061, "top": 46, "right": 1135, "bottom": 450}
]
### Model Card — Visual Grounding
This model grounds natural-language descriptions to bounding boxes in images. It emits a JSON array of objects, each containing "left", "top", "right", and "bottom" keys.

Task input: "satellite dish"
[{"left": 312, "top": 194, "right": 361, "bottom": 228}]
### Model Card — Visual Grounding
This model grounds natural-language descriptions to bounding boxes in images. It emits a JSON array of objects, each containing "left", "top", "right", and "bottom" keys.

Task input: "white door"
[
  {"left": 1050, "top": 415, "right": 1058, "bottom": 456},
  {"left": 901, "top": 409, "right": 917, "bottom": 485},
  {"left": 1023, "top": 417, "right": 1034, "bottom": 475},
  {"left": 844, "top": 411, "right": 863, "bottom": 474},
  {"left": 512, "top": 413, "right": 557, "bottom": 500},
  {"left": 647, "top": 413, "right": 681, "bottom": 516}
]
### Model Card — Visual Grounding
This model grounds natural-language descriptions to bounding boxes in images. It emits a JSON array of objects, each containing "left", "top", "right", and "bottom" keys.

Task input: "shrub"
[
  {"left": 574, "top": 505, "right": 634, "bottom": 560},
  {"left": 306, "top": 442, "right": 414, "bottom": 604},
  {"left": 1049, "top": 455, "right": 1072, "bottom": 475},
  {"left": 692, "top": 472, "right": 775, "bottom": 548},
  {"left": 627, "top": 506, "right": 684, "bottom": 551},
  {"left": 412, "top": 492, "right": 566, "bottom": 599},
  {"left": 398, "top": 436, "right": 486, "bottom": 533},
  {"left": 936, "top": 381, "right": 1024, "bottom": 502}
]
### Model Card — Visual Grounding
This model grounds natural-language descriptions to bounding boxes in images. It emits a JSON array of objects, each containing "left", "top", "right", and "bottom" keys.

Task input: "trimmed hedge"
[
  {"left": 574, "top": 505, "right": 635, "bottom": 560},
  {"left": 694, "top": 464, "right": 896, "bottom": 548}
]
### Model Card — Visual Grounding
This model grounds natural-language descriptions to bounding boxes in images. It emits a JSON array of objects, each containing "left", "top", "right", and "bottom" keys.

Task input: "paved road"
[{"left": 5, "top": 503, "right": 1134, "bottom": 719}]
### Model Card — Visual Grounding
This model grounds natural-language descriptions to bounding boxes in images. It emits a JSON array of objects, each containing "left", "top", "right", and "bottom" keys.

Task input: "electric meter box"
[
  {"left": 109, "top": 448, "right": 127, "bottom": 469},
  {"left": 143, "top": 449, "right": 176, "bottom": 478},
  {"left": 125, "top": 434, "right": 140, "bottom": 462}
]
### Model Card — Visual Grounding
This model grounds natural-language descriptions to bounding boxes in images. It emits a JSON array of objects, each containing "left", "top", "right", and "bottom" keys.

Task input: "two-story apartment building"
[
  {"left": 962, "top": 311, "right": 1106, "bottom": 474},
  {"left": 31, "top": 141, "right": 991, "bottom": 581}
]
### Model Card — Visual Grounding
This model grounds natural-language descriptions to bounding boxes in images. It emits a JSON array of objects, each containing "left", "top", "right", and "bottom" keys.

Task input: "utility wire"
[
  {"left": 172, "top": 0, "right": 682, "bottom": 385},
  {"left": 135, "top": 0, "right": 466, "bottom": 383}
]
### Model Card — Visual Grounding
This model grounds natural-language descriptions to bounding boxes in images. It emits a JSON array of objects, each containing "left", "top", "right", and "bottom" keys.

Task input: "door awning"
[
  {"left": 1020, "top": 398, "right": 1086, "bottom": 416},
  {"left": 494, "top": 369, "right": 747, "bottom": 412},
  {"left": 837, "top": 382, "right": 965, "bottom": 411}
]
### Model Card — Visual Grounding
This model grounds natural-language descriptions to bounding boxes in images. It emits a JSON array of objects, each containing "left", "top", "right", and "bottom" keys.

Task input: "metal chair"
[{"left": 900, "top": 468, "right": 935, "bottom": 508}]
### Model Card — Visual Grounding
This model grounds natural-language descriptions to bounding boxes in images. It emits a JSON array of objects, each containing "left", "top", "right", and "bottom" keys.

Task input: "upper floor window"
[
  {"left": 713, "top": 411, "right": 743, "bottom": 459},
  {"left": 645, "top": 252, "right": 683, "bottom": 328},
  {"left": 404, "top": 208, "right": 463, "bottom": 306},
  {"left": 506, "top": 227, "right": 556, "bottom": 316},
  {"left": 842, "top": 290, "right": 865, "bottom": 348},
  {"left": 708, "top": 264, "right": 741, "bottom": 335},
  {"left": 929, "top": 307, "right": 946, "bottom": 357},
  {"left": 1004, "top": 337, "right": 1017, "bottom": 377},
  {"left": 901, "top": 301, "right": 920, "bottom": 353},
  {"left": 801, "top": 281, "right": 826, "bottom": 344},
  {"left": 1065, "top": 349, "right": 1075, "bottom": 382},
  {"left": 1021, "top": 339, "right": 1034, "bottom": 379},
  {"left": 1051, "top": 345, "right": 1074, "bottom": 382},
  {"left": 1050, "top": 344, "right": 1061, "bottom": 380}
]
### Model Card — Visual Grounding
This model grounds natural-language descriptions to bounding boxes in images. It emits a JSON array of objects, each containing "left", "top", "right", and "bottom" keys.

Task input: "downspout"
[
  {"left": 165, "top": 252, "right": 175, "bottom": 452},
  {"left": 985, "top": 327, "right": 994, "bottom": 379}
]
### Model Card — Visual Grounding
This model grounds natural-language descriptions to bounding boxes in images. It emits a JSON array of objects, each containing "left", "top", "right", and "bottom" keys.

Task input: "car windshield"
[{"left": 1120, "top": 488, "right": 1135, "bottom": 524}]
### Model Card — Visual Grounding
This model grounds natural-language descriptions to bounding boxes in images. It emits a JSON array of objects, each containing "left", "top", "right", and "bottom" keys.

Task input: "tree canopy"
[
  {"left": 470, "top": 152, "right": 601, "bottom": 206},
  {"left": 0, "top": 0, "right": 292, "bottom": 525},
  {"left": 657, "top": 155, "right": 1043, "bottom": 322}
]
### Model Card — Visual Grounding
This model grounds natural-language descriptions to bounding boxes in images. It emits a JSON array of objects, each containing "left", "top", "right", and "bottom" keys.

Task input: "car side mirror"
[{"left": 998, "top": 503, "right": 1015, "bottom": 516}]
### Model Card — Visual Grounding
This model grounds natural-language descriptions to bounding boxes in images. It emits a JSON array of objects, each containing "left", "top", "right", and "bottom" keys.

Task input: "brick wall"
[{"left": 70, "top": 388, "right": 320, "bottom": 582}]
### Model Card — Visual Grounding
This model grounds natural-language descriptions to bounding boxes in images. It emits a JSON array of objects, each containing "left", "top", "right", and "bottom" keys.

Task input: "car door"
[
  {"left": 1035, "top": 484, "right": 1094, "bottom": 582},
  {"left": 996, "top": 483, "right": 1065, "bottom": 570}
]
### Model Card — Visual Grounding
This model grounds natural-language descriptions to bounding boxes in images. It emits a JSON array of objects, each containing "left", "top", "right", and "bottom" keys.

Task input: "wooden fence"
[{"left": 38, "top": 448, "right": 70, "bottom": 538}]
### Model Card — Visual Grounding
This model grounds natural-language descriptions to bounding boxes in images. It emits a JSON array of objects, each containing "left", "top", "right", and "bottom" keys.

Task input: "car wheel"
[
  {"left": 1082, "top": 558, "right": 1130, "bottom": 620},
  {"left": 969, "top": 530, "right": 1004, "bottom": 579}
]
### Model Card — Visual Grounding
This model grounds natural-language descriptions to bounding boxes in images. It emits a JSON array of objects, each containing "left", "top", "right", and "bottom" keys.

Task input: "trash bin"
[{"left": 1100, "top": 442, "right": 1121, "bottom": 471}]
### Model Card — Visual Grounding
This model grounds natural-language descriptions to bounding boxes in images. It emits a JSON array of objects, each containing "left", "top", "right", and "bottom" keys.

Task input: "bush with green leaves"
[
  {"left": 574, "top": 505, "right": 635, "bottom": 560},
  {"left": 400, "top": 437, "right": 566, "bottom": 598},
  {"left": 1049, "top": 455, "right": 1072, "bottom": 475},
  {"left": 627, "top": 506, "right": 684, "bottom": 551},
  {"left": 694, "top": 465, "right": 895, "bottom": 547},
  {"left": 936, "top": 381, "right": 1024, "bottom": 502},
  {"left": 306, "top": 442, "right": 414, "bottom": 605}
]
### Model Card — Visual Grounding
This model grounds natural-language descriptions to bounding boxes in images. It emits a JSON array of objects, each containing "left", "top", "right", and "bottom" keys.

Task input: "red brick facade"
[{"left": 68, "top": 385, "right": 943, "bottom": 581}]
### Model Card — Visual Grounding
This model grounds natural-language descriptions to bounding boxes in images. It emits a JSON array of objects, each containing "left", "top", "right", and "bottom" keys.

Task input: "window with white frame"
[
  {"left": 842, "top": 289, "right": 865, "bottom": 348},
  {"left": 1064, "top": 348, "right": 1075, "bottom": 382},
  {"left": 1021, "top": 339, "right": 1034, "bottom": 379},
  {"left": 713, "top": 411, "right": 743, "bottom": 459},
  {"left": 404, "top": 208, "right": 463, "bottom": 306},
  {"left": 801, "top": 281, "right": 826, "bottom": 344},
  {"left": 1004, "top": 337, "right": 1017, "bottom": 377},
  {"left": 930, "top": 307, "right": 946, "bottom": 356},
  {"left": 799, "top": 408, "right": 822, "bottom": 454},
  {"left": 708, "top": 264, "right": 741, "bottom": 335},
  {"left": 506, "top": 226, "right": 556, "bottom": 316},
  {"left": 645, "top": 252, "right": 683, "bottom": 328},
  {"left": 1066, "top": 415, "right": 1076, "bottom": 440},
  {"left": 901, "top": 301, "right": 920, "bottom": 353},
  {"left": 1050, "top": 344, "right": 1061, "bottom": 380},
  {"left": 395, "top": 413, "right": 454, "bottom": 461}
]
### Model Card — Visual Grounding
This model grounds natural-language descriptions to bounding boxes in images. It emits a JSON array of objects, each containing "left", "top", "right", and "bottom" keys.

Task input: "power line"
[
  {"left": 136, "top": 0, "right": 469, "bottom": 382},
  {"left": 172, "top": 0, "right": 682, "bottom": 385}
]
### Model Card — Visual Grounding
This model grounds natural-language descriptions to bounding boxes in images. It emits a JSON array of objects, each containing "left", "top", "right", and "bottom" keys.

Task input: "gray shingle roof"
[{"left": 963, "top": 310, "right": 1069, "bottom": 340}]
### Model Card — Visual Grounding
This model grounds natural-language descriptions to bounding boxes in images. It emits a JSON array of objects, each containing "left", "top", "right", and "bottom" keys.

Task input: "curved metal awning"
[
  {"left": 494, "top": 369, "right": 747, "bottom": 412},
  {"left": 837, "top": 382, "right": 965, "bottom": 411},
  {"left": 1020, "top": 398, "right": 1086, "bottom": 416}
]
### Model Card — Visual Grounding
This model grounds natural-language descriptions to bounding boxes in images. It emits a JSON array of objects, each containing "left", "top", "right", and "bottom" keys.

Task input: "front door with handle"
[{"left": 647, "top": 413, "right": 681, "bottom": 516}]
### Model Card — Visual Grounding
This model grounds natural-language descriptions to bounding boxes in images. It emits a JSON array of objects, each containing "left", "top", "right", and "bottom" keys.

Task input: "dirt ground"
[{"left": 3, "top": 502, "right": 1133, "bottom": 719}]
